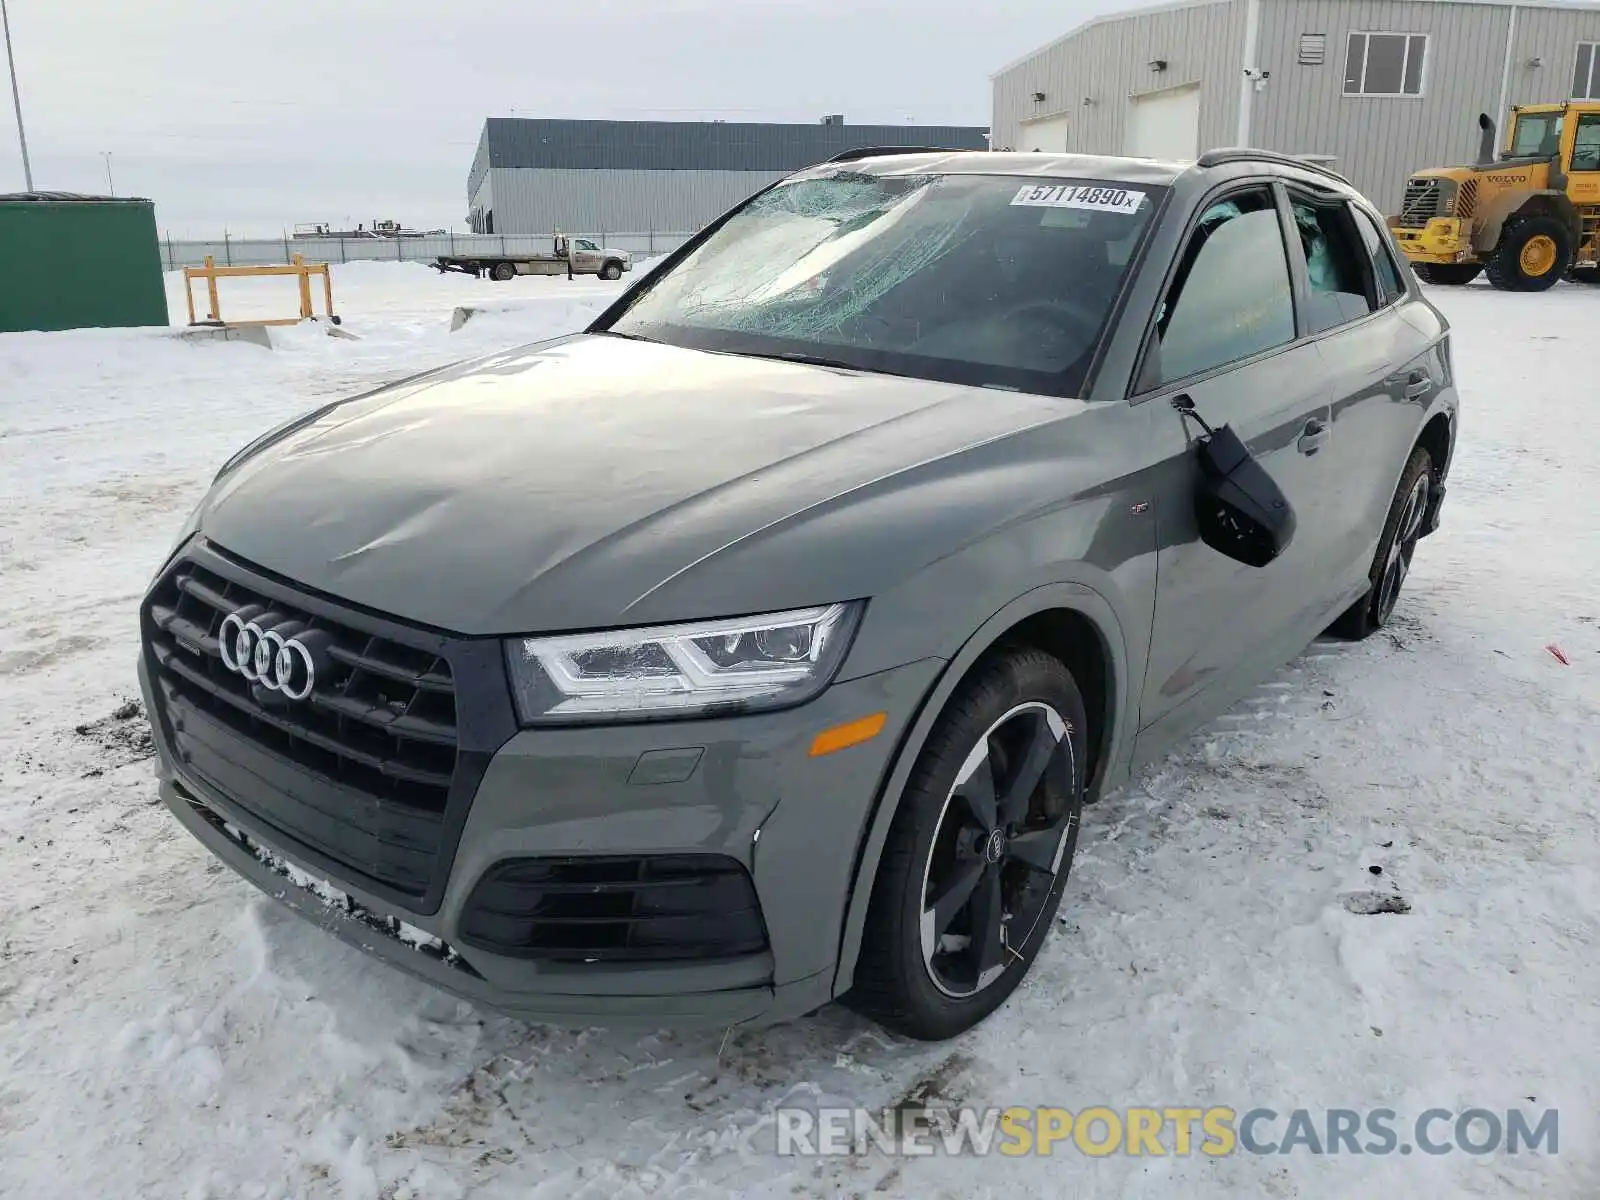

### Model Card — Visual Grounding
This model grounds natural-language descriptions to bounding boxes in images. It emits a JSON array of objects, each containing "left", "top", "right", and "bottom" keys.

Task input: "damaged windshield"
[{"left": 603, "top": 171, "right": 1166, "bottom": 396}]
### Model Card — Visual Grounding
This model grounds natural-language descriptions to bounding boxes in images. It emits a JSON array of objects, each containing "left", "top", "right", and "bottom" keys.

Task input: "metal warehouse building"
[
  {"left": 992, "top": 0, "right": 1600, "bottom": 208},
  {"left": 466, "top": 117, "right": 991, "bottom": 236}
]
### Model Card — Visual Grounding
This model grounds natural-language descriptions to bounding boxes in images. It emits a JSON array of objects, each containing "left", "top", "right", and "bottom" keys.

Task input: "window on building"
[
  {"left": 1344, "top": 32, "right": 1427, "bottom": 96},
  {"left": 1575, "top": 43, "right": 1600, "bottom": 101},
  {"left": 1351, "top": 207, "right": 1408, "bottom": 305},
  {"left": 1146, "top": 189, "right": 1296, "bottom": 386},
  {"left": 1289, "top": 198, "right": 1377, "bottom": 331}
]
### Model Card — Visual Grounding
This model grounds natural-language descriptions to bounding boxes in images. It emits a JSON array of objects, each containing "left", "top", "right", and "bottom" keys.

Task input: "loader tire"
[
  {"left": 1567, "top": 266, "right": 1600, "bottom": 285},
  {"left": 1484, "top": 216, "right": 1572, "bottom": 292},
  {"left": 1412, "top": 262, "right": 1482, "bottom": 286}
]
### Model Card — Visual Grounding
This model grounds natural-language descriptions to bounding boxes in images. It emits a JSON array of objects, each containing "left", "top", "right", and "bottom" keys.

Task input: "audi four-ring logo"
[{"left": 219, "top": 611, "right": 321, "bottom": 701}]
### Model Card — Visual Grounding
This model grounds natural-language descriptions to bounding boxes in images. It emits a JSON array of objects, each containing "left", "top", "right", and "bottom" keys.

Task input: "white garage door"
[
  {"left": 1018, "top": 114, "right": 1071, "bottom": 153},
  {"left": 1124, "top": 85, "right": 1201, "bottom": 161}
]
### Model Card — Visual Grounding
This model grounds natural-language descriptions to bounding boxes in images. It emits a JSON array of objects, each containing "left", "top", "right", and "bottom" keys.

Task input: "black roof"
[
  {"left": 479, "top": 118, "right": 990, "bottom": 175},
  {"left": 789, "top": 149, "right": 1193, "bottom": 186},
  {"left": 787, "top": 147, "right": 1358, "bottom": 195}
]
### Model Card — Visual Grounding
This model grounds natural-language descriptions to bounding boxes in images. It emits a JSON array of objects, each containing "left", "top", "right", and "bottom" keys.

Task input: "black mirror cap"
[{"left": 1192, "top": 424, "right": 1297, "bottom": 567}]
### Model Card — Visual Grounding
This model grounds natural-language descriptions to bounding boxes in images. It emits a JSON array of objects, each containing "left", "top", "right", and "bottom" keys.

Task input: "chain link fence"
[{"left": 160, "top": 231, "right": 696, "bottom": 270}]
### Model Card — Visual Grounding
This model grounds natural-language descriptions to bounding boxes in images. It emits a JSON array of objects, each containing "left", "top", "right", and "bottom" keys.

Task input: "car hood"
[{"left": 199, "top": 334, "right": 1082, "bottom": 635}]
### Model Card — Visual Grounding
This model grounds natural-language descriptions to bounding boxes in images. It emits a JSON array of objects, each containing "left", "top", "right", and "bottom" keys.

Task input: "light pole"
[
  {"left": 101, "top": 150, "right": 113, "bottom": 196},
  {"left": 1, "top": 0, "right": 33, "bottom": 192}
]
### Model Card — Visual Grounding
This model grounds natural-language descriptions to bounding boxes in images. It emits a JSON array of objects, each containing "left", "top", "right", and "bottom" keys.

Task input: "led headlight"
[{"left": 504, "top": 601, "right": 864, "bottom": 725}]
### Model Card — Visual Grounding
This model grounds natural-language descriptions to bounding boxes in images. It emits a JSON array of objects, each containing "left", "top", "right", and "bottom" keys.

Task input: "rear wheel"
[
  {"left": 1485, "top": 216, "right": 1573, "bottom": 292},
  {"left": 1567, "top": 266, "right": 1600, "bottom": 284},
  {"left": 1329, "top": 447, "right": 1433, "bottom": 640},
  {"left": 1413, "top": 262, "right": 1482, "bottom": 286},
  {"left": 489, "top": 261, "right": 516, "bottom": 282},
  {"left": 846, "top": 646, "right": 1086, "bottom": 1040}
]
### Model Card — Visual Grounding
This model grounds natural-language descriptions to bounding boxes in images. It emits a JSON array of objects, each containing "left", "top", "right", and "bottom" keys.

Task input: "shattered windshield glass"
[{"left": 604, "top": 171, "right": 1166, "bottom": 396}]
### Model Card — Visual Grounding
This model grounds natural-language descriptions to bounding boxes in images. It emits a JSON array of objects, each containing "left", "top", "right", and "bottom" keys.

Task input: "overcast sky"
[{"left": 0, "top": 0, "right": 1110, "bottom": 236}]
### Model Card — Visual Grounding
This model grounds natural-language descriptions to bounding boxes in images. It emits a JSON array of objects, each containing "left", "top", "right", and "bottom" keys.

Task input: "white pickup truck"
[{"left": 432, "top": 236, "right": 633, "bottom": 282}]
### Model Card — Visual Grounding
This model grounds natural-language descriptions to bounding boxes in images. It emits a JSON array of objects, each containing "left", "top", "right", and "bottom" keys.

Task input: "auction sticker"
[{"left": 1011, "top": 184, "right": 1145, "bottom": 214}]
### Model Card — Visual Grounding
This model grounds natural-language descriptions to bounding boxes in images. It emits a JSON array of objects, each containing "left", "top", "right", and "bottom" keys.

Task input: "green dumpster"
[{"left": 0, "top": 193, "right": 169, "bottom": 333}]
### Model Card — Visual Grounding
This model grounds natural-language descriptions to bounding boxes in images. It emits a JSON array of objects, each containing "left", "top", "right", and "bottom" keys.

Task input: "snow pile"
[{"left": 1, "top": 267, "right": 1597, "bottom": 1198}]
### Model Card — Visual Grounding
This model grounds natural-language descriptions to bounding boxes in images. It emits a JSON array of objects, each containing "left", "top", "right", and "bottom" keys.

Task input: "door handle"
[
  {"left": 1297, "top": 417, "right": 1330, "bottom": 456},
  {"left": 1403, "top": 370, "right": 1432, "bottom": 400}
]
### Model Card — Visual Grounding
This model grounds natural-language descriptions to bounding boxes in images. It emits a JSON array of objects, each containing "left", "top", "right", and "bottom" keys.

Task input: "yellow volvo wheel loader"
[{"left": 1388, "top": 102, "right": 1600, "bottom": 291}]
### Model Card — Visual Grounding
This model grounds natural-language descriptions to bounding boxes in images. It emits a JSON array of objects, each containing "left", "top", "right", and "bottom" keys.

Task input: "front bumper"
[
  {"left": 140, "top": 647, "right": 942, "bottom": 1029},
  {"left": 1389, "top": 217, "right": 1474, "bottom": 265}
]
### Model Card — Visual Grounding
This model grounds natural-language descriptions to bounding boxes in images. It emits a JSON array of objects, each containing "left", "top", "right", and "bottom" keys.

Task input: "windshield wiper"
[
  {"left": 593, "top": 329, "right": 660, "bottom": 343},
  {"left": 741, "top": 349, "right": 870, "bottom": 372}
]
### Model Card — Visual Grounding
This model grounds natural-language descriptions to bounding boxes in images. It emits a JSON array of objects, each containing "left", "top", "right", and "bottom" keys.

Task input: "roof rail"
[
  {"left": 824, "top": 145, "right": 963, "bottom": 164},
  {"left": 1194, "top": 148, "right": 1351, "bottom": 185}
]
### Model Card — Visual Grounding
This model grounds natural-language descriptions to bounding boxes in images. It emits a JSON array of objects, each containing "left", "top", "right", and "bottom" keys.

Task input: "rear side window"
[
  {"left": 1146, "top": 188, "right": 1295, "bottom": 386},
  {"left": 1290, "top": 198, "right": 1376, "bottom": 331},
  {"left": 1352, "top": 207, "right": 1407, "bottom": 304}
]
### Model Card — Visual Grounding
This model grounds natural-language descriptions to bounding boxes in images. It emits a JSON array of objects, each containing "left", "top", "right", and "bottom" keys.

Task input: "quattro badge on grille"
[{"left": 218, "top": 608, "right": 331, "bottom": 701}]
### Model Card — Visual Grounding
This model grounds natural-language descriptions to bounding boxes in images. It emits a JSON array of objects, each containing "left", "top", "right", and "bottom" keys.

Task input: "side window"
[
  {"left": 1572, "top": 114, "right": 1600, "bottom": 172},
  {"left": 1149, "top": 189, "right": 1296, "bottom": 386},
  {"left": 1290, "top": 198, "right": 1376, "bottom": 331},
  {"left": 1352, "top": 207, "right": 1406, "bottom": 304}
]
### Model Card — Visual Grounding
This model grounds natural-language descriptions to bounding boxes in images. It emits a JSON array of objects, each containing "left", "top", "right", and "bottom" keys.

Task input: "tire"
[
  {"left": 600, "top": 261, "right": 623, "bottom": 281},
  {"left": 1413, "top": 262, "right": 1483, "bottom": 286},
  {"left": 1484, "top": 216, "right": 1573, "bottom": 292},
  {"left": 845, "top": 646, "right": 1087, "bottom": 1040},
  {"left": 1328, "top": 447, "right": 1434, "bottom": 640},
  {"left": 489, "top": 261, "right": 516, "bottom": 282},
  {"left": 1567, "top": 266, "right": 1600, "bottom": 284}
]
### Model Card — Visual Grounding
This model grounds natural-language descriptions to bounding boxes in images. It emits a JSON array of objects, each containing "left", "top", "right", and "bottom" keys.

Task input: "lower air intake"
[{"left": 458, "top": 854, "right": 768, "bottom": 963}]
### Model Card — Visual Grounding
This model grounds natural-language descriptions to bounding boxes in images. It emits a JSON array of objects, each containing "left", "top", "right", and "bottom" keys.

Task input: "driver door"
[
  {"left": 571, "top": 240, "right": 603, "bottom": 272},
  {"left": 1134, "top": 183, "right": 1335, "bottom": 741},
  {"left": 1567, "top": 111, "right": 1600, "bottom": 207}
]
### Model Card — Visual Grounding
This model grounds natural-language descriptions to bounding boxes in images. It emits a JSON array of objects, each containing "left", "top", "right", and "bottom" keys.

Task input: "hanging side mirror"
[{"left": 1173, "top": 395, "right": 1296, "bottom": 568}]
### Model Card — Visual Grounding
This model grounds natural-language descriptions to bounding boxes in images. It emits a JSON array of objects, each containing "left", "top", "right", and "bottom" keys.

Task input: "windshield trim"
[{"left": 588, "top": 170, "right": 1173, "bottom": 400}]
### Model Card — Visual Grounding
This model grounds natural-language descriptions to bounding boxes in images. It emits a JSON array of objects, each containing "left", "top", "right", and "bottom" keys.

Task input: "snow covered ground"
[{"left": 1, "top": 263, "right": 1597, "bottom": 1199}]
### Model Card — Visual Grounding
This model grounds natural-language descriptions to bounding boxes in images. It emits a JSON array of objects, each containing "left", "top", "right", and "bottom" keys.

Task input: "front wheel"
[
  {"left": 1329, "top": 447, "right": 1433, "bottom": 640},
  {"left": 1485, "top": 216, "right": 1573, "bottom": 291},
  {"left": 846, "top": 646, "right": 1087, "bottom": 1040},
  {"left": 599, "top": 261, "right": 624, "bottom": 281},
  {"left": 1413, "top": 262, "right": 1482, "bottom": 286}
]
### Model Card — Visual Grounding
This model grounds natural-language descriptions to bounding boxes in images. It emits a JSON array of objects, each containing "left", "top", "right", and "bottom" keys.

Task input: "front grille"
[
  {"left": 141, "top": 542, "right": 508, "bottom": 910},
  {"left": 1398, "top": 178, "right": 1449, "bottom": 227},
  {"left": 458, "top": 855, "right": 769, "bottom": 962},
  {"left": 1454, "top": 178, "right": 1479, "bottom": 221}
]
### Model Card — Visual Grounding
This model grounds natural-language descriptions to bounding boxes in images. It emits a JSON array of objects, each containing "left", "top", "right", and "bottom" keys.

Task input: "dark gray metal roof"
[
  {"left": 0, "top": 191, "right": 151, "bottom": 203},
  {"left": 480, "top": 118, "right": 990, "bottom": 175}
]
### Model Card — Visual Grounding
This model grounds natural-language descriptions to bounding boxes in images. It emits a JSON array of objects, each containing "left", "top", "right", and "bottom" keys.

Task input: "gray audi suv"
[{"left": 140, "top": 148, "right": 1456, "bottom": 1040}]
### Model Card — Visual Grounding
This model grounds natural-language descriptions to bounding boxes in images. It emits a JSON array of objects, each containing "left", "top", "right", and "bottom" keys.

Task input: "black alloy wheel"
[{"left": 848, "top": 646, "right": 1087, "bottom": 1040}]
